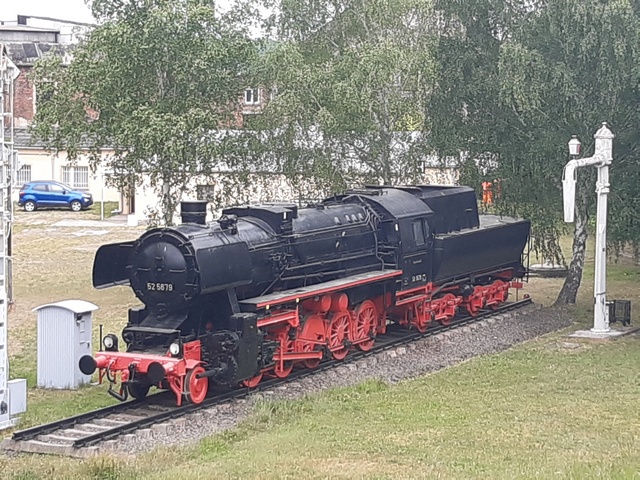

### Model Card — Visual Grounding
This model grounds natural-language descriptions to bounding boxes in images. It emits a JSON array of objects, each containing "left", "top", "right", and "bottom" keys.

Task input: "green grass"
[{"left": 2, "top": 334, "right": 639, "bottom": 479}]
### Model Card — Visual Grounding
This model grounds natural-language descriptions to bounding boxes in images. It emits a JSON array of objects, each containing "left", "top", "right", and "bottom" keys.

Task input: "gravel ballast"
[{"left": 103, "top": 303, "right": 574, "bottom": 456}]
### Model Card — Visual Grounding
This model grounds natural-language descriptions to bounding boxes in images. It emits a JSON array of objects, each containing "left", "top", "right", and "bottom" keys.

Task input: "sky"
[{"left": 1, "top": 0, "right": 96, "bottom": 24}]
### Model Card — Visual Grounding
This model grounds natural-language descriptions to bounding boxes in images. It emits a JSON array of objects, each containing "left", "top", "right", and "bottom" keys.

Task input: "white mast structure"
[
  {"left": 562, "top": 123, "right": 614, "bottom": 334},
  {"left": 0, "top": 44, "right": 19, "bottom": 428}
]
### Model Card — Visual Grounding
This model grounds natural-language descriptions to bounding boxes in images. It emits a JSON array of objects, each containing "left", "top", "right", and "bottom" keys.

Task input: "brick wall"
[{"left": 14, "top": 66, "right": 34, "bottom": 127}]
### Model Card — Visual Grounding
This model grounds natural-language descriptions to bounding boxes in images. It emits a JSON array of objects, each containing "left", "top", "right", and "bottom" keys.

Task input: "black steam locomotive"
[{"left": 79, "top": 185, "right": 530, "bottom": 405}]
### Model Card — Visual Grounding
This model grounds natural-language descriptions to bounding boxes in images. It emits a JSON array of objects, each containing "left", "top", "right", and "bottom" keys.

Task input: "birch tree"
[
  {"left": 31, "top": 0, "right": 256, "bottom": 225},
  {"left": 429, "top": 0, "right": 640, "bottom": 304},
  {"left": 245, "top": 0, "right": 436, "bottom": 195}
]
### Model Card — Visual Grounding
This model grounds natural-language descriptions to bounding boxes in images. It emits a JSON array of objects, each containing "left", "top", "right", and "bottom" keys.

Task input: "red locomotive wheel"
[
  {"left": 274, "top": 362, "right": 294, "bottom": 378},
  {"left": 301, "top": 342, "right": 321, "bottom": 369},
  {"left": 438, "top": 294, "right": 456, "bottom": 326},
  {"left": 355, "top": 300, "right": 377, "bottom": 351},
  {"left": 328, "top": 311, "right": 350, "bottom": 360},
  {"left": 465, "top": 286, "right": 486, "bottom": 317},
  {"left": 298, "top": 314, "right": 325, "bottom": 369},
  {"left": 274, "top": 339, "right": 295, "bottom": 378},
  {"left": 489, "top": 280, "right": 508, "bottom": 309},
  {"left": 184, "top": 366, "right": 208, "bottom": 404},
  {"left": 414, "top": 302, "right": 431, "bottom": 333},
  {"left": 242, "top": 373, "right": 263, "bottom": 388}
]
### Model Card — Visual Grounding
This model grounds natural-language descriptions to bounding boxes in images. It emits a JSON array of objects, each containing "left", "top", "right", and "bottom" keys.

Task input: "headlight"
[
  {"left": 103, "top": 334, "right": 118, "bottom": 351},
  {"left": 169, "top": 342, "right": 181, "bottom": 356}
]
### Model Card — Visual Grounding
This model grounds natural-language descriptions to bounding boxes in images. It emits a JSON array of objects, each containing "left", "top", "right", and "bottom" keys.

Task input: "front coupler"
[{"left": 78, "top": 340, "right": 205, "bottom": 406}]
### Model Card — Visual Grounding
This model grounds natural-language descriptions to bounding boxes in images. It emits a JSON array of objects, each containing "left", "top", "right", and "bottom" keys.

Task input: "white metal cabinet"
[{"left": 34, "top": 300, "right": 98, "bottom": 389}]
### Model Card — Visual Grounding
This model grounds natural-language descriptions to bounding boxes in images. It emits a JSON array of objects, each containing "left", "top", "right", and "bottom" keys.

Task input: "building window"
[
  {"left": 244, "top": 88, "right": 260, "bottom": 105},
  {"left": 62, "top": 166, "right": 89, "bottom": 189},
  {"left": 15, "top": 165, "right": 31, "bottom": 186},
  {"left": 196, "top": 185, "right": 217, "bottom": 202}
]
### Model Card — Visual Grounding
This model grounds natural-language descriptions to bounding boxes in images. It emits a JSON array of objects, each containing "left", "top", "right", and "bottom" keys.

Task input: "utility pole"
[{"left": 562, "top": 123, "right": 614, "bottom": 334}]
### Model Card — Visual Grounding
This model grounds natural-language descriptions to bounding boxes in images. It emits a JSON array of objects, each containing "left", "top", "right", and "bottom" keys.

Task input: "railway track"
[{"left": 2, "top": 297, "right": 533, "bottom": 457}]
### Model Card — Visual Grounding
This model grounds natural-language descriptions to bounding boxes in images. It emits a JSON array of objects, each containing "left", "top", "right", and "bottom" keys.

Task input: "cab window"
[{"left": 412, "top": 220, "right": 425, "bottom": 246}]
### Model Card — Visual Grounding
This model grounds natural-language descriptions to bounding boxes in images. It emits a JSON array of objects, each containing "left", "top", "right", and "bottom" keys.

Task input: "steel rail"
[
  {"left": 11, "top": 297, "right": 532, "bottom": 450},
  {"left": 11, "top": 398, "right": 149, "bottom": 442}
]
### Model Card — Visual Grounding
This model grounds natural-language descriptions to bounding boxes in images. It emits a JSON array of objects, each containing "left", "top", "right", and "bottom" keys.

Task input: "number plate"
[{"left": 146, "top": 282, "right": 174, "bottom": 292}]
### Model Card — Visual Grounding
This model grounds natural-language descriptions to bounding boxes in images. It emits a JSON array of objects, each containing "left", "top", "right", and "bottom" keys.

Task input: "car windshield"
[{"left": 55, "top": 182, "right": 73, "bottom": 191}]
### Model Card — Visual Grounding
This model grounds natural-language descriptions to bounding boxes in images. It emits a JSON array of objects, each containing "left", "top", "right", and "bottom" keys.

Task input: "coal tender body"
[{"left": 80, "top": 185, "right": 529, "bottom": 405}]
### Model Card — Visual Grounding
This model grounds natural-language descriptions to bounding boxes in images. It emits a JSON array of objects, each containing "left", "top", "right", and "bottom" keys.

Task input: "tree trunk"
[
  {"left": 555, "top": 188, "right": 589, "bottom": 305},
  {"left": 379, "top": 132, "right": 393, "bottom": 185},
  {"left": 161, "top": 172, "right": 174, "bottom": 226}
]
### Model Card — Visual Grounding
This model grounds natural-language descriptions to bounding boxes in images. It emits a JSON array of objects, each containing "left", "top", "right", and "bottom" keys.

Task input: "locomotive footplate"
[{"left": 238, "top": 269, "right": 402, "bottom": 311}]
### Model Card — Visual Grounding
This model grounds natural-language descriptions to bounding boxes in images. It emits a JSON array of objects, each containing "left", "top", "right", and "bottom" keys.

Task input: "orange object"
[{"left": 482, "top": 181, "right": 494, "bottom": 205}]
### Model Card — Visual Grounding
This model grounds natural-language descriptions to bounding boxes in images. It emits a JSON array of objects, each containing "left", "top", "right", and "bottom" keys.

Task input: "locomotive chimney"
[{"left": 180, "top": 201, "right": 208, "bottom": 225}]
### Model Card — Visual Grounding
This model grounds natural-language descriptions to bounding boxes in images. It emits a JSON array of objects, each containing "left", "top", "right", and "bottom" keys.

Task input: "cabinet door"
[{"left": 76, "top": 314, "right": 93, "bottom": 382}]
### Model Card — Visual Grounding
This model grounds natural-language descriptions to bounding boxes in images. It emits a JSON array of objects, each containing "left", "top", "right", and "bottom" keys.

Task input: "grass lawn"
[
  {"left": 1, "top": 209, "right": 638, "bottom": 478},
  {"left": 2, "top": 331, "right": 638, "bottom": 479}
]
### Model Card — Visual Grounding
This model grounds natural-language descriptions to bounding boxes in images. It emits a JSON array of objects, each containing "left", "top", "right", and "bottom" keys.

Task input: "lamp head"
[{"left": 568, "top": 135, "right": 581, "bottom": 157}]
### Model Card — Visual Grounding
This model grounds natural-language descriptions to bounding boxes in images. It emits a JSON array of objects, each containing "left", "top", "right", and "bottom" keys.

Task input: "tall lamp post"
[{"left": 562, "top": 123, "right": 614, "bottom": 334}]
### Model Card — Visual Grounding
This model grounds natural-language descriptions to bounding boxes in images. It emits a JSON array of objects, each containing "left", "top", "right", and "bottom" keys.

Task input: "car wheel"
[
  {"left": 24, "top": 201, "right": 36, "bottom": 212},
  {"left": 70, "top": 200, "right": 82, "bottom": 212}
]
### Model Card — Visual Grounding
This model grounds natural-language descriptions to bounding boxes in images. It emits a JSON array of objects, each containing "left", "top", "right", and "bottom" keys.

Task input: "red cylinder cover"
[
  {"left": 302, "top": 295, "right": 332, "bottom": 313},
  {"left": 330, "top": 293, "right": 349, "bottom": 312}
]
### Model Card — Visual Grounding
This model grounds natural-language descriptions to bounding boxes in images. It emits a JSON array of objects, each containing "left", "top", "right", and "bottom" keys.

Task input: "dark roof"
[
  {"left": 331, "top": 187, "right": 433, "bottom": 220},
  {"left": 3, "top": 41, "right": 72, "bottom": 66},
  {"left": 11, "top": 15, "right": 95, "bottom": 28},
  {"left": 13, "top": 128, "right": 46, "bottom": 148},
  {"left": 13, "top": 127, "right": 111, "bottom": 150}
]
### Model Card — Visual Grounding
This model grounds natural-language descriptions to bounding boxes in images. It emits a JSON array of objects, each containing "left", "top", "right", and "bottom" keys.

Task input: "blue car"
[{"left": 18, "top": 181, "right": 94, "bottom": 212}]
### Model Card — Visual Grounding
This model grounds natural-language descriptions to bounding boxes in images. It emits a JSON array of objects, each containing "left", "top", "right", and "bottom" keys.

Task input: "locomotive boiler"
[{"left": 79, "top": 185, "right": 530, "bottom": 405}]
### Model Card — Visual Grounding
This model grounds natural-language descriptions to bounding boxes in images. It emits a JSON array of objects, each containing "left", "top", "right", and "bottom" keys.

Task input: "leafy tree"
[
  {"left": 428, "top": 0, "right": 640, "bottom": 304},
  {"left": 499, "top": 0, "right": 639, "bottom": 303},
  {"left": 31, "top": 0, "right": 256, "bottom": 225},
  {"left": 244, "top": 0, "right": 436, "bottom": 195}
]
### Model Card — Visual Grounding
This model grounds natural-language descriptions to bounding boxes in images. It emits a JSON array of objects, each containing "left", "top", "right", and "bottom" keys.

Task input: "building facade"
[
  {"left": 1, "top": 15, "right": 459, "bottom": 222},
  {"left": 0, "top": 18, "right": 122, "bottom": 207}
]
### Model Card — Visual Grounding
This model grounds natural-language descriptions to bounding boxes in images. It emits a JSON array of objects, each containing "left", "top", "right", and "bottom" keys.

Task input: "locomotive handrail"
[{"left": 122, "top": 326, "right": 180, "bottom": 335}]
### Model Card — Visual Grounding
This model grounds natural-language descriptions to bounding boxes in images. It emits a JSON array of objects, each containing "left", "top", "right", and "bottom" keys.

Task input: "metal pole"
[
  {"left": 101, "top": 172, "right": 104, "bottom": 221},
  {"left": 0, "top": 44, "right": 18, "bottom": 429},
  {"left": 591, "top": 131, "right": 613, "bottom": 333},
  {"left": 592, "top": 163, "right": 609, "bottom": 332}
]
